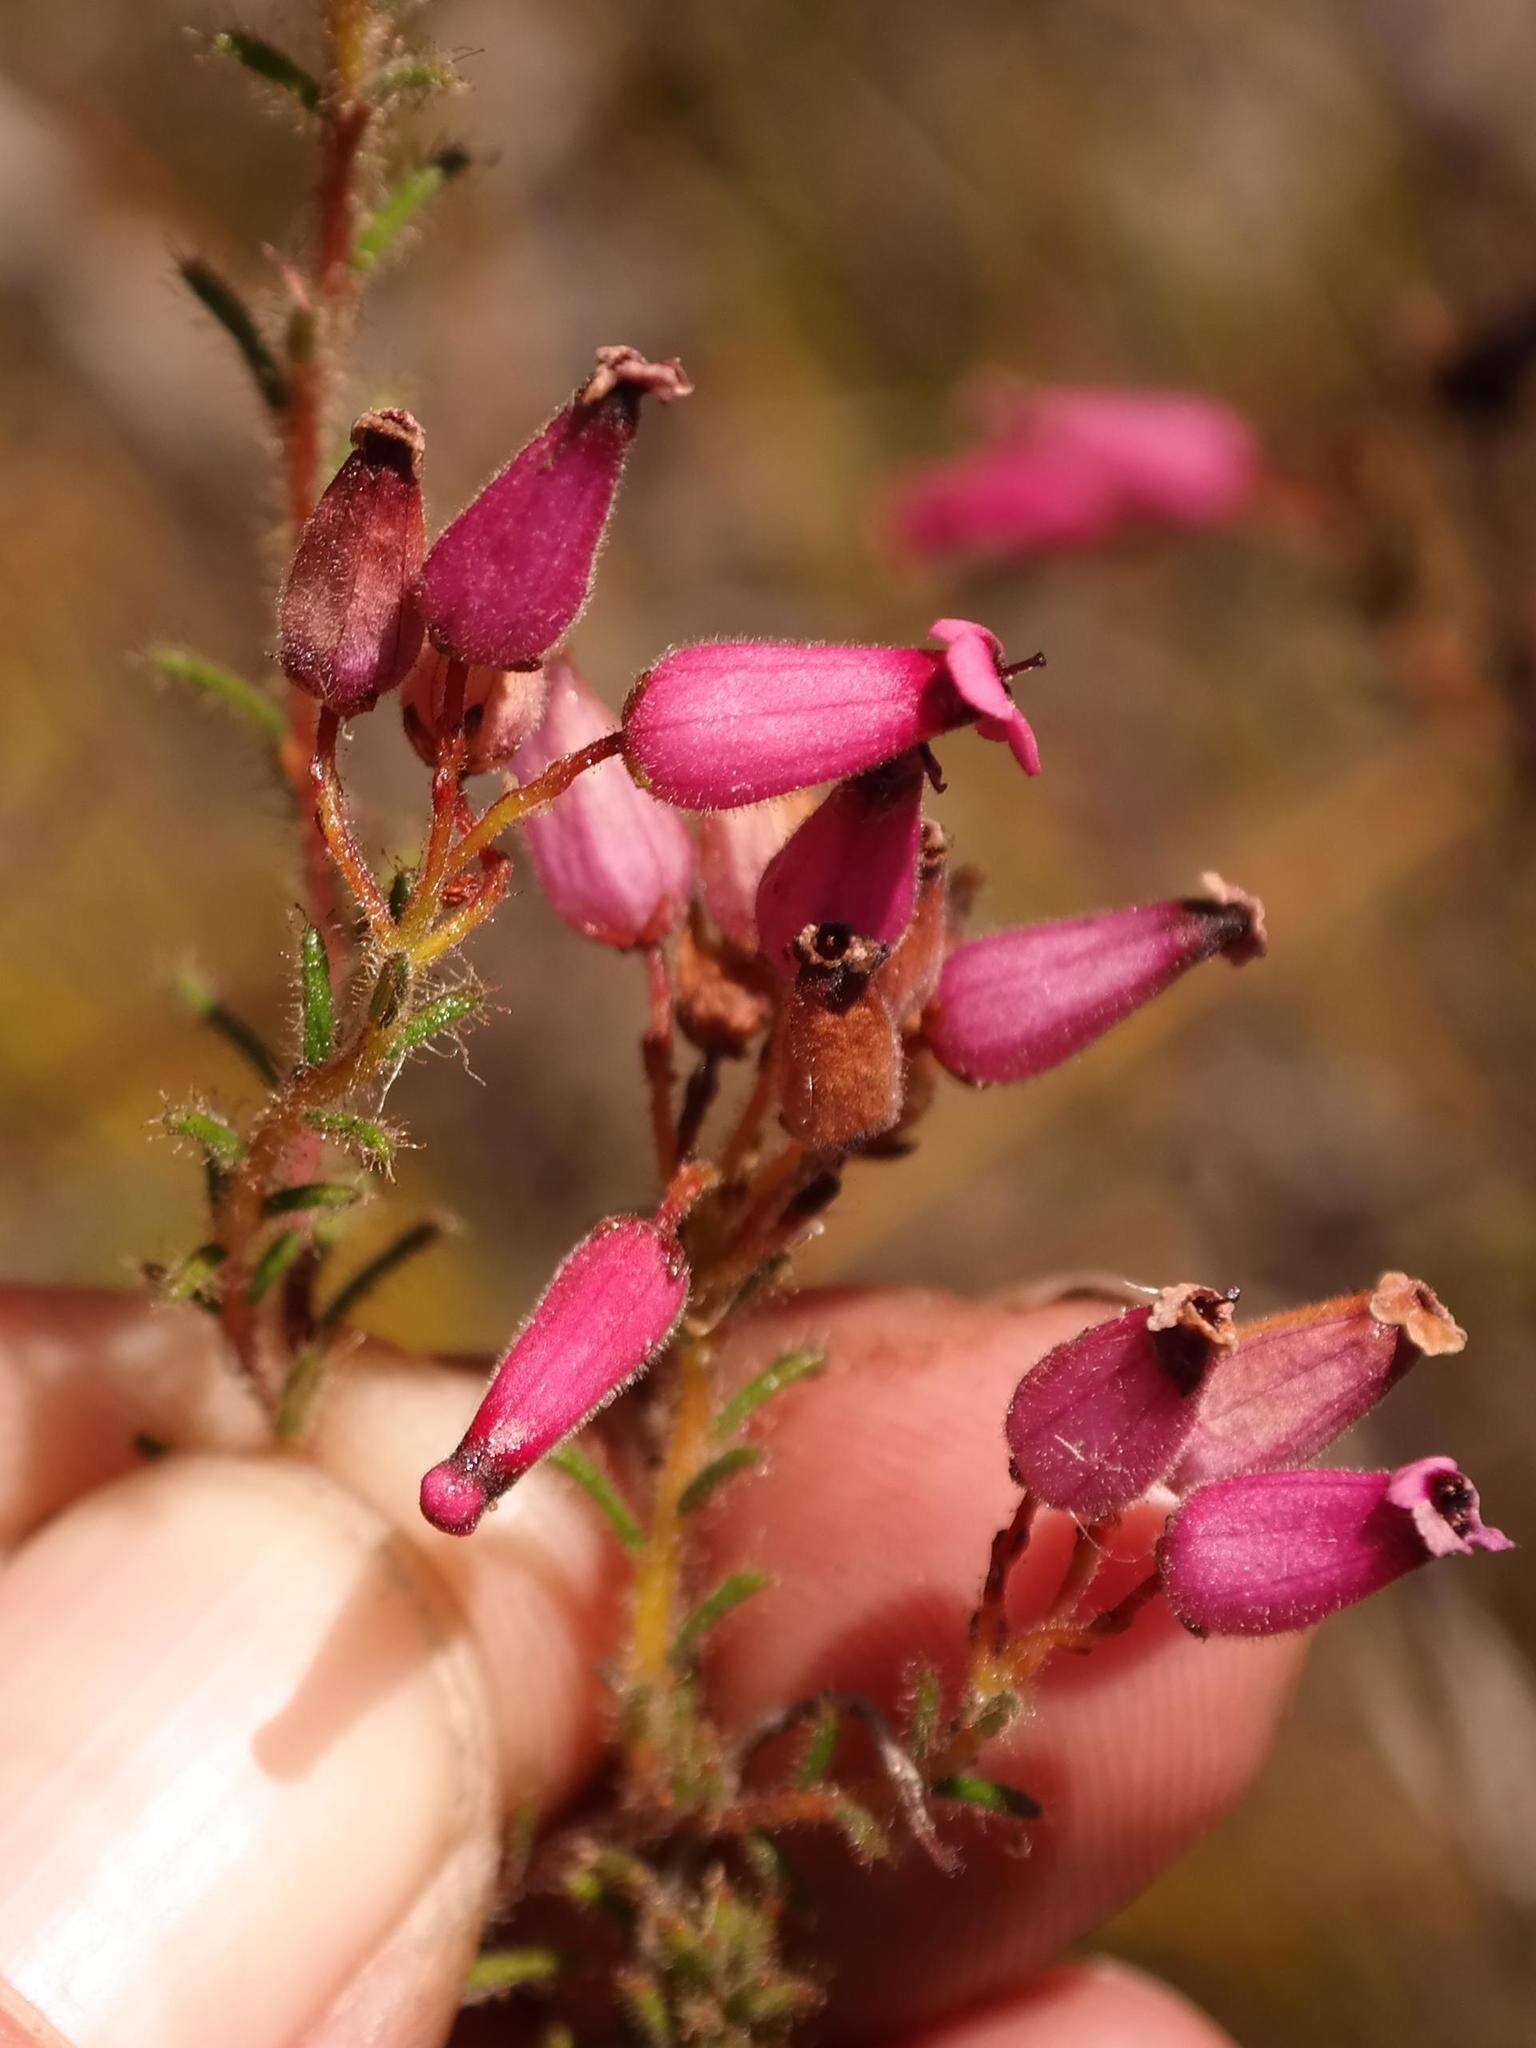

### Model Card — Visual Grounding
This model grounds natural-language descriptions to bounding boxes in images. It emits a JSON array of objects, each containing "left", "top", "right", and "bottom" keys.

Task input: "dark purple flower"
[
  {"left": 1005, "top": 1285, "right": 1237, "bottom": 1523},
  {"left": 279, "top": 408, "right": 426, "bottom": 716}
]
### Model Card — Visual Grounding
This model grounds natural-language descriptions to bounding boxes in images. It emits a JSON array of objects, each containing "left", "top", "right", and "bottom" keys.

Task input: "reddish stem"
[{"left": 641, "top": 945, "right": 678, "bottom": 1182}]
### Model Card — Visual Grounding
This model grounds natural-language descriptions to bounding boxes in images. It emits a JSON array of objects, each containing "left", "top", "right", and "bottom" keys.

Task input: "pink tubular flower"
[
  {"left": 279, "top": 408, "right": 425, "bottom": 716},
  {"left": 698, "top": 795, "right": 817, "bottom": 955},
  {"left": 1159, "top": 1457, "right": 1512, "bottom": 1638},
  {"left": 621, "top": 617, "right": 1043, "bottom": 811},
  {"left": 927, "top": 874, "right": 1265, "bottom": 1087},
  {"left": 887, "top": 383, "right": 1259, "bottom": 563},
  {"left": 1177, "top": 1271, "right": 1466, "bottom": 1490},
  {"left": 399, "top": 644, "right": 548, "bottom": 773},
  {"left": 1005, "top": 1285, "right": 1237, "bottom": 1522},
  {"left": 417, "top": 346, "right": 691, "bottom": 671},
  {"left": 754, "top": 751, "right": 927, "bottom": 973},
  {"left": 513, "top": 657, "right": 696, "bottom": 950},
  {"left": 420, "top": 1212, "right": 690, "bottom": 1536}
]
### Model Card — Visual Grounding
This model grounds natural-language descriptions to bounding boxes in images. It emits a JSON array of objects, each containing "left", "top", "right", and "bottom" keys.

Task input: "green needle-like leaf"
[
  {"left": 796, "top": 1699, "right": 840, "bottom": 1787},
  {"left": 392, "top": 988, "right": 481, "bottom": 1051},
  {"left": 263, "top": 1181, "right": 359, "bottom": 1216},
  {"left": 463, "top": 1947, "right": 563, "bottom": 2004},
  {"left": 546, "top": 1446, "right": 645, "bottom": 1553},
  {"left": 299, "top": 924, "right": 335, "bottom": 1065},
  {"left": 210, "top": 30, "right": 320, "bottom": 111},
  {"left": 351, "top": 146, "right": 471, "bottom": 273},
  {"left": 163, "top": 1107, "right": 243, "bottom": 1168},
  {"left": 929, "top": 1772, "right": 1042, "bottom": 1821},
  {"left": 318, "top": 1218, "right": 443, "bottom": 1332},
  {"left": 173, "top": 966, "right": 281, "bottom": 1084},
  {"left": 669, "top": 1571, "right": 771, "bottom": 1667},
  {"left": 275, "top": 1345, "right": 327, "bottom": 1441},
  {"left": 147, "top": 645, "right": 286, "bottom": 741},
  {"left": 712, "top": 1348, "right": 826, "bottom": 1440},
  {"left": 303, "top": 1109, "right": 394, "bottom": 1166},
  {"left": 677, "top": 1444, "right": 763, "bottom": 1516},
  {"left": 246, "top": 1229, "right": 304, "bottom": 1303},
  {"left": 366, "top": 54, "right": 458, "bottom": 105},
  {"left": 164, "top": 1242, "right": 226, "bottom": 1302},
  {"left": 177, "top": 258, "right": 288, "bottom": 412}
]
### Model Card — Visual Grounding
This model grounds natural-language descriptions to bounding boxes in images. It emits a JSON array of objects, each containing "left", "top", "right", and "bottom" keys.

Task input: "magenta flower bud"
[
  {"left": 928, "top": 874, "right": 1266, "bottom": 1087},
  {"left": 621, "top": 616, "right": 1043, "bottom": 811},
  {"left": 887, "top": 383, "right": 1258, "bottom": 563},
  {"left": 698, "top": 795, "right": 817, "bottom": 956},
  {"left": 755, "top": 751, "right": 927, "bottom": 973},
  {"left": 1159, "top": 1457, "right": 1512, "bottom": 1638},
  {"left": 399, "top": 645, "right": 549, "bottom": 773},
  {"left": 1006, "top": 1285, "right": 1237, "bottom": 1523},
  {"left": 279, "top": 408, "right": 426, "bottom": 716},
  {"left": 1177, "top": 1272, "right": 1466, "bottom": 1490},
  {"left": 420, "top": 1212, "right": 690, "bottom": 1536},
  {"left": 417, "top": 346, "right": 691, "bottom": 670},
  {"left": 512, "top": 658, "right": 695, "bottom": 950}
]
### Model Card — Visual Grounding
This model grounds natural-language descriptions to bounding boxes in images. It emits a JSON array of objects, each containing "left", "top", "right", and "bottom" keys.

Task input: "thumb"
[{"left": 0, "top": 1292, "right": 619, "bottom": 2048}]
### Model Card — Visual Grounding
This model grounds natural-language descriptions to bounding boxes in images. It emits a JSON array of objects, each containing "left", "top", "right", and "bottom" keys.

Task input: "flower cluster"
[
  {"left": 1004, "top": 1271, "right": 1508, "bottom": 1635},
  {"left": 278, "top": 350, "right": 1502, "bottom": 1672}
]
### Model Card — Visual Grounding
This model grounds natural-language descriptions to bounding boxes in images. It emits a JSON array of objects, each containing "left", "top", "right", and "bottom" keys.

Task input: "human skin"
[{"left": 0, "top": 1286, "right": 1304, "bottom": 2047}]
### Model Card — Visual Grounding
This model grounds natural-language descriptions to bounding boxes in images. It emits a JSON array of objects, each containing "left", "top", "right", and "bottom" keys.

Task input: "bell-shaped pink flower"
[
  {"left": 928, "top": 875, "right": 1266, "bottom": 1087},
  {"left": 621, "top": 617, "right": 1042, "bottom": 811},
  {"left": 418, "top": 346, "right": 691, "bottom": 671},
  {"left": 513, "top": 658, "right": 696, "bottom": 950},
  {"left": 399, "top": 644, "right": 549, "bottom": 773},
  {"left": 1006, "top": 1285, "right": 1237, "bottom": 1523},
  {"left": 755, "top": 751, "right": 927, "bottom": 973},
  {"left": 1177, "top": 1272, "right": 1466, "bottom": 1490},
  {"left": 420, "top": 1211, "right": 690, "bottom": 1536},
  {"left": 280, "top": 408, "right": 426, "bottom": 716},
  {"left": 1159, "top": 1457, "right": 1512, "bottom": 1638},
  {"left": 887, "top": 383, "right": 1258, "bottom": 563},
  {"left": 698, "top": 795, "right": 816, "bottom": 955}
]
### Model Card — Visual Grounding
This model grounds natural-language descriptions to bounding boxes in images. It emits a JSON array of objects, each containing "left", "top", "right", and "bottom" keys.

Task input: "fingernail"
[{"left": 0, "top": 1457, "right": 497, "bottom": 2048}]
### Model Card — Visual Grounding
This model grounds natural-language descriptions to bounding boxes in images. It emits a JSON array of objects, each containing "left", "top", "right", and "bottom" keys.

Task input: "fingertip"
[
  {"left": 893, "top": 1960, "right": 1236, "bottom": 2047},
  {"left": 0, "top": 1289, "right": 265, "bottom": 1546}
]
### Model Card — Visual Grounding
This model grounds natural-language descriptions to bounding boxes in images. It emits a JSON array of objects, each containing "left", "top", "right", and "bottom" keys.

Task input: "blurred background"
[{"left": 3, "top": 0, "right": 1535, "bottom": 2039}]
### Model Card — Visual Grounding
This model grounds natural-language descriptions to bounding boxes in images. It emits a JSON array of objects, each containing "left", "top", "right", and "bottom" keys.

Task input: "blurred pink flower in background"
[{"left": 886, "top": 380, "right": 1261, "bottom": 563}]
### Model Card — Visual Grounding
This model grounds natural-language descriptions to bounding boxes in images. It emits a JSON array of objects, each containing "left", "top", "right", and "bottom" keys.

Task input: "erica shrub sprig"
[{"left": 150, "top": 6, "right": 1514, "bottom": 2040}]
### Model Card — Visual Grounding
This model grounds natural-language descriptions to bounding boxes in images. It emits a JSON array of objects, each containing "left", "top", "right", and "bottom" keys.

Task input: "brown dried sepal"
[
  {"left": 1369, "top": 1271, "right": 1467, "bottom": 1357},
  {"left": 879, "top": 821, "right": 952, "bottom": 1031},
  {"left": 675, "top": 921, "right": 773, "bottom": 1057},
  {"left": 578, "top": 345, "right": 694, "bottom": 412},
  {"left": 1147, "top": 1281, "right": 1240, "bottom": 1394},
  {"left": 772, "top": 924, "right": 903, "bottom": 1151},
  {"left": 1192, "top": 872, "right": 1268, "bottom": 967}
]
